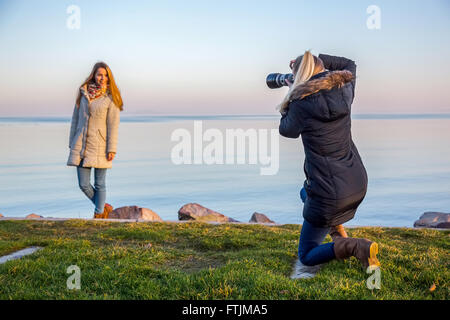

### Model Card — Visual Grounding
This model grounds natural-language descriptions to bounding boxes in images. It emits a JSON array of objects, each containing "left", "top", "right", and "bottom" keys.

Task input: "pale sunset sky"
[{"left": 0, "top": 0, "right": 449, "bottom": 116}]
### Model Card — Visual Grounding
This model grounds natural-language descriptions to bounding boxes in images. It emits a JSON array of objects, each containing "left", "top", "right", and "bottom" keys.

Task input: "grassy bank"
[{"left": 0, "top": 220, "right": 448, "bottom": 299}]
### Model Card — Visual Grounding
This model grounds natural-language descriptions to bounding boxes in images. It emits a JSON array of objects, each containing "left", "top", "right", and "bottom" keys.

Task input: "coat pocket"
[{"left": 98, "top": 129, "right": 107, "bottom": 142}]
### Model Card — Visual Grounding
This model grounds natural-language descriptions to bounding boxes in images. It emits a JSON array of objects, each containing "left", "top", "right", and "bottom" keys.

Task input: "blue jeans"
[
  {"left": 77, "top": 164, "right": 107, "bottom": 214},
  {"left": 300, "top": 187, "right": 307, "bottom": 203},
  {"left": 298, "top": 187, "right": 336, "bottom": 266}
]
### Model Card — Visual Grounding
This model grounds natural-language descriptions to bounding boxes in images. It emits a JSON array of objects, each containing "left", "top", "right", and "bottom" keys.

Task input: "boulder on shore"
[
  {"left": 249, "top": 212, "right": 275, "bottom": 224},
  {"left": 109, "top": 206, "right": 162, "bottom": 221},
  {"left": 414, "top": 212, "right": 450, "bottom": 229},
  {"left": 26, "top": 213, "right": 43, "bottom": 219},
  {"left": 178, "top": 203, "right": 239, "bottom": 223}
]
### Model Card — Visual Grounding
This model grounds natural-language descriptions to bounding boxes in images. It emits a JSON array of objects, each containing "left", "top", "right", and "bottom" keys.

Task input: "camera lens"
[{"left": 266, "top": 73, "right": 294, "bottom": 89}]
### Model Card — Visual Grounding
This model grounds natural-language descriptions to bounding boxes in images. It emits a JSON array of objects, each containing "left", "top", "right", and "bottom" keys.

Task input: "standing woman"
[
  {"left": 67, "top": 62, "right": 123, "bottom": 218},
  {"left": 279, "top": 51, "right": 380, "bottom": 270}
]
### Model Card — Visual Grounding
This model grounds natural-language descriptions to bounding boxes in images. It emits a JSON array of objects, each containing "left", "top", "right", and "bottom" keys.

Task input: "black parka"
[{"left": 279, "top": 54, "right": 368, "bottom": 228}]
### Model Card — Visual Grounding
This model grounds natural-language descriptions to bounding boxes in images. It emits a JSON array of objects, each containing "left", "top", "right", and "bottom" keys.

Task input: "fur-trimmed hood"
[
  {"left": 290, "top": 70, "right": 354, "bottom": 101},
  {"left": 289, "top": 70, "right": 355, "bottom": 121}
]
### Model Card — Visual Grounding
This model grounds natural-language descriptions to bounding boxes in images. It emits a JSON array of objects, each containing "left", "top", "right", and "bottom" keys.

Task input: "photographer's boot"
[
  {"left": 333, "top": 237, "right": 380, "bottom": 270},
  {"left": 329, "top": 224, "right": 348, "bottom": 241}
]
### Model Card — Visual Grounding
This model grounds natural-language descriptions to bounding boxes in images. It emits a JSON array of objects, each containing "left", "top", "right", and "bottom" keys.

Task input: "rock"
[
  {"left": 26, "top": 213, "right": 43, "bottom": 219},
  {"left": 109, "top": 206, "right": 162, "bottom": 221},
  {"left": 178, "top": 203, "right": 239, "bottom": 223},
  {"left": 249, "top": 212, "right": 275, "bottom": 224},
  {"left": 414, "top": 212, "right": 450, "bottom": 228},
  {"left": 0, "top": 246, "right": 43, "bottom": 264}
]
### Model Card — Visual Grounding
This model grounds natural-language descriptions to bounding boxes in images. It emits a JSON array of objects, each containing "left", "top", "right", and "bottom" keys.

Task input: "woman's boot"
[
  {"left": 93, "top": 203, "right": 113, "bottom": 219},
  {"left": 329, "top": 224, "right": 348, "bottom": 241},
  {"left": 93, "top": 211, "right": 104, "bottom": 219},
  {"left": 333, "top": 237, "right": 380, "bottom": 269},
  {"left": 104, "top": 203, "right": 113, "bottom": 218}
]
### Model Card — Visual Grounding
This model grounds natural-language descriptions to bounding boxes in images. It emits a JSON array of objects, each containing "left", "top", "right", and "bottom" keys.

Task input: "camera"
[{"left": 266, "top": 73, "right": 294, "bottom": 89}]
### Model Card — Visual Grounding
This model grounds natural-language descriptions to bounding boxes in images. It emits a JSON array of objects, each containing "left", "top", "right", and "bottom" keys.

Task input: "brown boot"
[
  {"left": 104, "top": 203, "right": 113, "bottom": 218},
  {"left": 333, "top": 237, "right": 380, "bottom": 270},
  {"left": 93, "top": 203, "right": 113, "bottom": 219},
  {"left": 329, "top": 224, "right": 348, "bottom": 241},
  {"left": 93, "top": 211, "right": 105, "bottom": 219}
]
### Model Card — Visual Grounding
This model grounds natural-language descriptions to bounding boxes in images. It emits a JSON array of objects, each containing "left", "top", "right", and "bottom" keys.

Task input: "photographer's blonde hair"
[{"left": 278, "top": 50, "right": 324, "bottom": 113}]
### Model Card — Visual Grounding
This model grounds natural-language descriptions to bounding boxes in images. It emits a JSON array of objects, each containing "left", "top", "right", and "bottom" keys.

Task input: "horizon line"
[{"left": 1, "top": 112, "right": 450, "bottom": 118}]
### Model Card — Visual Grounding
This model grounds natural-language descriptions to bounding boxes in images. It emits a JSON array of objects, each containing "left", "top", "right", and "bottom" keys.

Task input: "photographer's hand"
[{"left": 285, "top": 79, "right": 293, "bottom": 88}]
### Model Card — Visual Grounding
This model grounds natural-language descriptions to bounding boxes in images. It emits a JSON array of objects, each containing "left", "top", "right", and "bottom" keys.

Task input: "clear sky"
[{"left": 0, "top": 0, "right": 449, "bottom": 116}]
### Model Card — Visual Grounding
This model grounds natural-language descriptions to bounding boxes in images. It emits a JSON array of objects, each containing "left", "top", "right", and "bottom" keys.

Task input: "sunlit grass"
[{"left": 0, "top": 220, "right": 448, "bottom": 299}]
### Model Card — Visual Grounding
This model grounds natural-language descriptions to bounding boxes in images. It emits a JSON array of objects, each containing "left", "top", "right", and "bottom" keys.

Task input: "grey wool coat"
[{"left": 67, "top": 84, "right": 120, "bottom": 169}]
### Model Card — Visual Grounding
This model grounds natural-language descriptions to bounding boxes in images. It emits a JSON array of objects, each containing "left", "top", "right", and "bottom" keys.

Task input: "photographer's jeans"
[
  {"left": 300, "top": 187, "right": 307, "bottom": 203},
  {"left": 77, "top": 165, "right": 107, "bottom": 214},
  {"left": 298, "top": 187, "right": 336, "bottom": 266}
]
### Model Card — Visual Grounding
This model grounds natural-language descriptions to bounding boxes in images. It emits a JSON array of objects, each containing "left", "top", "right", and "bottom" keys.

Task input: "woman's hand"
[
  {"left": 107, "top": 152, "right": 115, "bottom": 161},
  {"left": 285, "top": 78, "right": 293, "bottom": 88},
  {"left": 287, "top": 59, "right": 295, "bottom": 88}
]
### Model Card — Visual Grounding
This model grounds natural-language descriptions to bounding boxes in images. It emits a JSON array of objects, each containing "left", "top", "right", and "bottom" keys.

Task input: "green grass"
[{"left": 0, "top": 220, "right": 448, "bottom": 299}]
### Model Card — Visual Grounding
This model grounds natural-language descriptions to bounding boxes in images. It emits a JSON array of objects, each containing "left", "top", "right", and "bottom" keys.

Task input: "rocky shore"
[{"left": 0, "top": 205, "right": 449, "bottom": 229}]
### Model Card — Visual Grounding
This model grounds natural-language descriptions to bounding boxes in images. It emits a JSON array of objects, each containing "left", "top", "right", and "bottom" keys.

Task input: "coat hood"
[
  {"left": 79, "top": 84, "right": 90, "bottom": 102},
  {"left": 290, "top": 70, "right": 354, "bottom": 121}
]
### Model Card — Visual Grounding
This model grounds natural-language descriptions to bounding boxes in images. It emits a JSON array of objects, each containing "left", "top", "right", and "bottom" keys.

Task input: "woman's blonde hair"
[
  {"left": 278, "top": 50, "right": 324, "bottom": 113},
  {"left": 76, "top": 61, "right": 123, "bottom": 111}
]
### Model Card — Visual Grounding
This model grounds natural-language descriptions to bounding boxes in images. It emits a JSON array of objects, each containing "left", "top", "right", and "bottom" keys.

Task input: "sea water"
[{"left": 0, "top": 114, "right": 449, "bottom": 227}]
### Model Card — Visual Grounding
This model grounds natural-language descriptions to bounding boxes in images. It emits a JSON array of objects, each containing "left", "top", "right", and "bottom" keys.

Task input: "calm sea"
[{"left": 0, "top": 114, "right": 449, "bottom": 227}]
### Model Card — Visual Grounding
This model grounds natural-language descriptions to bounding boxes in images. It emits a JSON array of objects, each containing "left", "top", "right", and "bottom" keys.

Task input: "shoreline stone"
[
  {"left": 178, "top": 203, "right": 239, "bottom": 223},
  {"left": 26, "top": 213, "right": 43, "bottom": 219},
  {"left": 414, "top": 212, "right": 450, "bottom": 229},
  {"left": 249, "top": 212, "right": 275, "bottom": 224},
  {"left": 109, "top": 206, "right": 162, "bottom": 221}
]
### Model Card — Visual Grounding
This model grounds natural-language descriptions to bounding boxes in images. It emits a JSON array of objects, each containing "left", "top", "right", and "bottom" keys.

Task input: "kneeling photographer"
[{"left": 270, "top": 51, "right": 380, "bottom": 270}]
